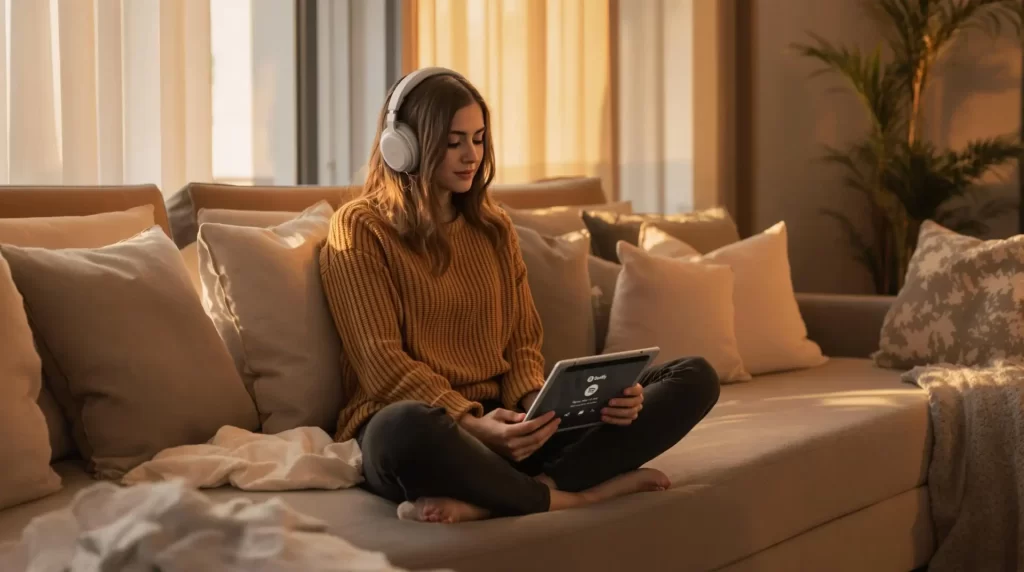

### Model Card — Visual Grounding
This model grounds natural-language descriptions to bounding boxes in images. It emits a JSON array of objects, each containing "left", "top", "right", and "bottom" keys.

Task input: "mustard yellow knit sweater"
[{"left": 320, "top": 200, "right": 546, "bottom": 441}]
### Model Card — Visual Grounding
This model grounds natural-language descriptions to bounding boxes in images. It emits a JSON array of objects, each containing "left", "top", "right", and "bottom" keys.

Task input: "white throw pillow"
[
  {"left": 197, "top": 201, "right": 344, "bottom": 434},
  {"left": 604, "top": 241, "right": 750, "bottom": 382},
  {"left": 0, "top": 255, "right": 61, "bottom": 509},
  {"left": 640, "top": 221, "right": 827, "bottom": 375}
]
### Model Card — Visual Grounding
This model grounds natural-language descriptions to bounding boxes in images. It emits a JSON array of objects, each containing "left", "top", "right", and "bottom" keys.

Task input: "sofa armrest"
[{"left": 796, "top": 293, "right": 894, "bottom": 359}]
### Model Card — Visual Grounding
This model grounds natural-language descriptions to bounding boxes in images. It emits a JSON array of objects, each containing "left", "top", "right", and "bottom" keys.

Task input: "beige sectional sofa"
[{"left": 0, "top": 181, "right": 934, "bottom": 571}]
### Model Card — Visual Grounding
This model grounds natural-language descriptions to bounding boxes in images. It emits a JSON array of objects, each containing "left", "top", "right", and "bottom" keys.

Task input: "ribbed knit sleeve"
[
  {"left": 500, "top": 219, "right": 546, "bottom": 410},
  {"left": 320, "top": 210, "right": 484, "bottom": 423}
]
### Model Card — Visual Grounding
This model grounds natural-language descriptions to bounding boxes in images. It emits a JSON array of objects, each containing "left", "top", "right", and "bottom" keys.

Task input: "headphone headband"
[
  {"left": 385, "top": 66, "right": 464, "bottom": 126},
  {"left": 380, "top": 66, "right": 466, "bottom": 173}
]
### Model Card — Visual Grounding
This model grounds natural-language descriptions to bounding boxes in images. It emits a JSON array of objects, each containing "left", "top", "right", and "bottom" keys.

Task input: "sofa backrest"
[
  {"left": 0, "top": 185, "right": 172, "bottom": 237},
  {"left": 165, "top": 177, "right": 609, "bottom": 248}
]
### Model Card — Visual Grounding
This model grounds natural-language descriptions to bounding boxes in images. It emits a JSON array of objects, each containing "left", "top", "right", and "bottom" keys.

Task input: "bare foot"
[
  {"left": 545, "top": 468, "right": 669, "bottom": 512},
  {"left": 583, "top": 468, "right": 670, "bottom": 503},
  {"left": 396, "top": 497, "right": 491, "bottom": 524}
]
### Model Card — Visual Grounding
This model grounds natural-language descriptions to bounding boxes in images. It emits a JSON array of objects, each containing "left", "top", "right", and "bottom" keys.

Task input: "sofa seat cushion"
[{"left": 0, "top": 359, "right": 930, "bottom": 572}]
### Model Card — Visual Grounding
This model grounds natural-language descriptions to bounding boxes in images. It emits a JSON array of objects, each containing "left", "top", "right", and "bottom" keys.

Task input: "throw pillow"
[
  {"left": 874, "top": 220, "right": 1024, "bottom": 369},
  {"left": 0, "top": 255, "right": 61, "bottom": 509},
  {"left": 582, "top": 207, "right": 740, "bottom": 263},
  {"left": 588, "top": 255, "right": 622, "bottom": 353},
  {"left": 0, "top": 205, "right": 155, "bottom": 249},
  {"left": 179, "top": 208, "right": 308, "bottom": 299},
  {"left": 639, "top": 224, "right": 701, "bottom": 258},
  {"left": 506, "top": 201, "right": 633, "bottom": 237},
  {"left": 641, "top": 221, "right": 828, "bottom": 375},
  {"left": 198, "top": 208, "right": 302, "bottom": 228},
  {"left": 604, "top": 241, "right": 750, "bottom": 382},
  {"left": 197, "top": 201, "right": 344, "bottom": 434},
  {"left": 0, "top": 205, "right": 157, "bottom": 462},
  {"left": 0, "top": 227, "right": 259, "bottom": 479},
  {"left": 515, "top": 226, "right": 597, "bottom": 371}
]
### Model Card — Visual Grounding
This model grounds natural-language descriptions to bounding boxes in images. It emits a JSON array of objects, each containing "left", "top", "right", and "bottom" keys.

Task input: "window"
[{"left": 211, "top": 0, "right": 297, "bottom": 186}]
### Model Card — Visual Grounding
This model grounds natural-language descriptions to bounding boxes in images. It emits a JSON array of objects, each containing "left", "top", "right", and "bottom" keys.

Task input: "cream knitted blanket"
[
  {"left": 121, "top": 425, "right": 363, "bottom": 491},
  {"left": 903, "top": 359, "right": 1024, "bottom": 572}
]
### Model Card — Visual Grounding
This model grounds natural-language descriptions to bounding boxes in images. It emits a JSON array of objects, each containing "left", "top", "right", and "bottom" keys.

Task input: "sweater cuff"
[
  {"left": 432, "top": 390, "right": 484, "bottom": 421},
  {"left": 502, "top": 375, "right": 545, "bottom": 412}
]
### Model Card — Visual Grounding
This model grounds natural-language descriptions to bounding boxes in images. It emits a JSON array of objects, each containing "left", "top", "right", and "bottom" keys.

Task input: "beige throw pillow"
[
  {"left": 180, "top": 209, "right": 307, "bottom": 299},
  {"left": 0, "top": 205, "right": 157, "bottom": 462},
  {"left": 639, "top": 224, "right": 701, "bottom": 258},
  {"left": 0, "top": 227, "right": 259, "bottom": 479},
  {"left": 506, "top": 202, "right": 633, "bottom": 238},
  {"left": 198, "top": 202, "right": 343, "bottom": 434},
  {"left": 582, "top": 207, "right": 740, "bottom": 263},
  {"left": 875, "top": 220, "right": 1024, "bottom": 369},
  {"left": 604, "top": 241, "right": 750, "bottom": 382},
  {"left": 198, "top": 208, "right": 302, "bottom": 228},
  {"left": 515, "top": 226, "right": 597, "bottom": 370},
  {"left": 641, "top": 222, "right": 827, "bottom": 375},
  {"left": 0, "top": 256, "right": 61, "bottom": 509},
  {"left": 0, "top": 205, "right": 156, "bottom": 248}
]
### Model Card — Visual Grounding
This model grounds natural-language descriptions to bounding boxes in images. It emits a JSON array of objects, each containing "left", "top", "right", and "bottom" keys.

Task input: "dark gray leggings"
[{"left": 355, "top": 356, "right": 721, "bottom": 517}]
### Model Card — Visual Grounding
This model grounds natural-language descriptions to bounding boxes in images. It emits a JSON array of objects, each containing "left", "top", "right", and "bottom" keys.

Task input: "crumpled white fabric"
[
  {"left": 121, "top": 425, "right": 363, "bottom": 491},
  {"left": 0, "top": 479, "right": 421, "bottom": 571}
]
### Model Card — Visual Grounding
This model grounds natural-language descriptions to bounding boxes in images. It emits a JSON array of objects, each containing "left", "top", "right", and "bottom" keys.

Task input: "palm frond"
[
  {"left": 932, "top": 0, "right": 1023, "bottom": 58},
  {"left": 934, "top": 193, "right": 1017, "bottom": 236},
  {"left": 791, "top": 35, "right": 908, "bottom": 138},
  {"left": 877, "top": 0, "right": 929, "bottom": 74},
  {"left": 880, "top": 136, "right": 1022, "bottom": 221},
  {"left": 953, "top": 135, "right": 1024, "bottom": 182}
]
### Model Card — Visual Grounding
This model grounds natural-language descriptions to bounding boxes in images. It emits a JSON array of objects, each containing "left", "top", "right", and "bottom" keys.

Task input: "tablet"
[{"left": 523, "top": 347, "right": 660, "bottom": 432}]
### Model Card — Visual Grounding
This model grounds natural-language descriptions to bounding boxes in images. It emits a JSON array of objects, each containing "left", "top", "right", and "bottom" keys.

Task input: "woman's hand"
[
  {"left": 460, "top": 409, "right": 560, "bottom": 462},
  {"left": 602, "top": 383, "right": 644, "bottom": 426}
]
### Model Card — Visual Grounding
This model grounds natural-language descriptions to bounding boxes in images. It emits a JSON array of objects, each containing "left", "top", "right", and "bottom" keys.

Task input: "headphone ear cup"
[{"left": 380, "top": 121, "right": 420, "bottom": 173}]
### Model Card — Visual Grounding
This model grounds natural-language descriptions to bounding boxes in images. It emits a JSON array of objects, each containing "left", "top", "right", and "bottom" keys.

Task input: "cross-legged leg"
[
  {"left": 357, "top": 400, "right": 552, "bottom": 518},
  {"left": 358, "top": 400, "right": 683, "bottom": 523},
  {"left": 526, "top": 356, "right": 720, "bottom": 492}
]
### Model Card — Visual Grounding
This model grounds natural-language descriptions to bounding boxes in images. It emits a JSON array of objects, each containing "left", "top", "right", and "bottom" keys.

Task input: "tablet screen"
[{"left": 543, "top": 355, "right": 651, "bottom": 430}]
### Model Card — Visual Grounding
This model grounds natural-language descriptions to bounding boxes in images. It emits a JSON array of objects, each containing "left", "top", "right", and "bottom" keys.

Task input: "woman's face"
[{"left": 436, "top": 103, "right": 485, "bottom": 195}]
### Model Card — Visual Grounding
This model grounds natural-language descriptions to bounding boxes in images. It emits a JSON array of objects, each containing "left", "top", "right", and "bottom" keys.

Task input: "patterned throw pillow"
[{"left": 873, "top": 220, "right": 1024, "bottom": 369}]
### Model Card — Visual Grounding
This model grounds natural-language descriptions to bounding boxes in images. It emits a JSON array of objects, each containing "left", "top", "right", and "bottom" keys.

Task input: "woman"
[{"left": 320, "top": 67, "right": 720, "bottom": 524}]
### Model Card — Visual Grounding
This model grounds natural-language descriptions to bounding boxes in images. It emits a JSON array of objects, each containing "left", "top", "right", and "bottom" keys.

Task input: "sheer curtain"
[
  {"left": 1, "top": 0, "right": 212, "bottom": 193},
  {"left": 408, "top": 0, "right": 616, "bottom": 195},
  {"left": 409, "top": 0, "right": 735, "bottom": 215}
]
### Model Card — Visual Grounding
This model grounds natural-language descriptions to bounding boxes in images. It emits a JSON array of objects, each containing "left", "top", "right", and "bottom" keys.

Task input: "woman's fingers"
[
  {"left": 607, "top": 396, "right": 643, "bottom": 409},
  {"left": 601, "top": 415, "right": 634, "bottom": 426},
  {"left": 508, "top": 417, "right": 560, "bottom": 459},
  {"left": 602, "top": 403, "right": 642, "bottom": 418}
]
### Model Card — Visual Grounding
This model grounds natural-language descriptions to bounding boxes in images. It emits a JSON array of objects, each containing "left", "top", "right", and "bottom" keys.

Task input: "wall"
[{"left": 750, "top": 1, "right": 1022, "bottom": 294}]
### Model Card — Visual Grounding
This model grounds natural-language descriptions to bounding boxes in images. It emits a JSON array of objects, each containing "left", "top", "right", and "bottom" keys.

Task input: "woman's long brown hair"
[{"left": 361, "top": 73, "right": 506, "bottom": 276}]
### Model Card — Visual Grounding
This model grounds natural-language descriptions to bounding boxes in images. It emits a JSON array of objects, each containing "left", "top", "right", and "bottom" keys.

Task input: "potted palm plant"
[{"left": 793, "top": 0, "right": 1024, "bottom": 295}]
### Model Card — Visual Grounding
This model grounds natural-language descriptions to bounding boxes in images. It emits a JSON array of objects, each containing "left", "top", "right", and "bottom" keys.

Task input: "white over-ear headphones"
[{"left": 379, "top": 66, "right": 465, "bottom": 173}]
